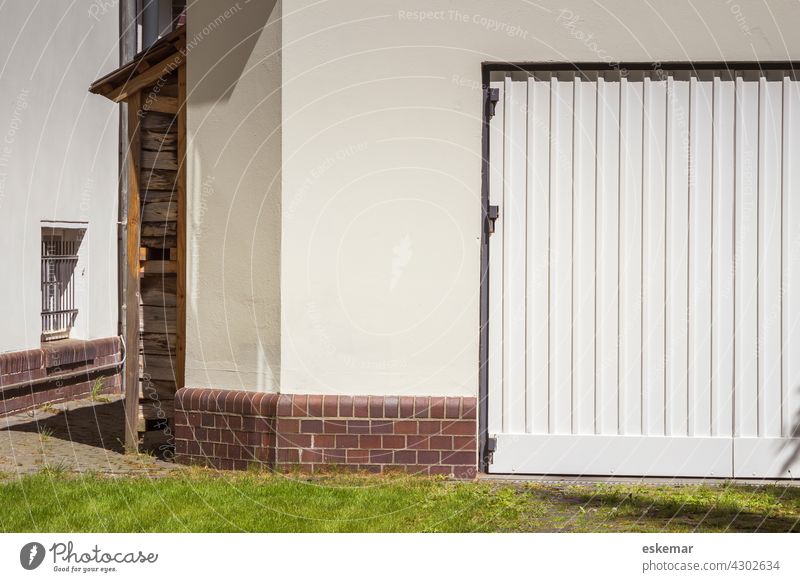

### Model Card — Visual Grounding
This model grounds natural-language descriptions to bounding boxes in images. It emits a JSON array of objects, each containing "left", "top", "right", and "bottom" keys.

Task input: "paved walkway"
[{"left": 0, "top": 395, "right": 179, "bottom": 480}]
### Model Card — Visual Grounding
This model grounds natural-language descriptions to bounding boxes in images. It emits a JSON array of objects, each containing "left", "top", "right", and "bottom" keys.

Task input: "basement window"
[{"left": 41, "top": 226, "right": 85, "bottom": 342}]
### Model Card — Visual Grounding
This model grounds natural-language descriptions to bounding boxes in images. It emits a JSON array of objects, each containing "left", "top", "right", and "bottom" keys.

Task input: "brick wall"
[
  {"left": 175, "top": 388, "right": 478, "bottom": 478},
  {"left": 0, "top": 337, "right": 122, "bottom": 416}
]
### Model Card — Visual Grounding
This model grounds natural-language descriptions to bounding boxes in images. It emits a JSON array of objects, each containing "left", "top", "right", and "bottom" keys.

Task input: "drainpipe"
[
  {"left": 142, "top": 0, "right": 159, "bottom": 49},
  {"left": 119, "top": 0, "right": 137, "bottom": 451}
]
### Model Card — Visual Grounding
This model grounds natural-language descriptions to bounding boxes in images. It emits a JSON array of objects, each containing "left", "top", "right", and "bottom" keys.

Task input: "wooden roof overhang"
[{"left": 90, "top": 27, "right": 185, "bottom": 106}]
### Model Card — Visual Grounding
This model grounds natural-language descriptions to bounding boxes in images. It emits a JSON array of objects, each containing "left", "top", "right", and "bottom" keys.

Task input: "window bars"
[{"left": 41, "top": 231, "right": 81, "bottom": 341}]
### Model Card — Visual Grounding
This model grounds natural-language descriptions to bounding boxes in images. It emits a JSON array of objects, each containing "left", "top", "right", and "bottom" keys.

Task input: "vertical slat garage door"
[{"left": 487, "top": 69, "right": 800, "bottom": 478}]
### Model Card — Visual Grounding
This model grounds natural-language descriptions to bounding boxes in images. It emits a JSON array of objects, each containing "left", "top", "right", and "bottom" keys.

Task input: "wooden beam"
[
  {"left": 142, "top": 111, "right": 178, "bottom": 131},
  {"left": 172, "top": 36, "right": 186, "bottom": 54},
  {"left": 141, "top": 94, "right": 178, "bottom": 114},
  {"left": 140, "top": 305, "right": 177, "bottom": 334},
  {"left": 124, "top": 91, "right": 142, "bottom": 454},
  {"left": 140, "top": 332, "right": 177, "bottom": 356},
  {"left": 142, "top": 128, "right": 178, "bottom": 152},
  {"left": 141, "top": 149, "right": 178, "bottom": 171},
  {"left": 176, "top": 63, "right": 187, "bottom": 392},
  {"left": 140, "top": 275, "right": 177, "bottom": 306},
  {"left": 107, "top": 52, "right": 185, "bottom": 103},
  {"left": 139, "top": 399, "right": 175, "bottom": 421},
  {"left": 141, "top": 201, "right": 178, "bottom": 221},
  {"left": 139, "top": 354, "right": 179, "bottom": 383},
  {"left": 140, "top": 168, "right": 177, "bottom": 190},
  {"left": 140, "top": 260, "right": 177, "bottom": 275},
  {"left": 141, "top": 221, "right": 177, "bottom": 238}
]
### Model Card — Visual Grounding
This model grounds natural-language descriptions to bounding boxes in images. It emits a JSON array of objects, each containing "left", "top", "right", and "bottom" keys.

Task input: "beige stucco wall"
[
  {"left": 188, "top": 0, "right": 800, "bottom": 396},
  {"left": 185, "top": 0, "right": 282, "bottom": 391},
  {"left": 280, "top": 0, "right": 800, "bottom": 397},
  {"left": 0, "top": 2, "right": 119, "bottom": 354}
]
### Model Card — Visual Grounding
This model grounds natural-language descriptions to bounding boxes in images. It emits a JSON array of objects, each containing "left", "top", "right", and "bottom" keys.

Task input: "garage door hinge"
[
  {"left": 487, "top": 205, "right": 499, "bottom": 234},
  {"left": 485, "top": 436, "right": 498, "bottom": 465},
  {"left": 486, "top": 87, "right": 500, "bottom": 118}
]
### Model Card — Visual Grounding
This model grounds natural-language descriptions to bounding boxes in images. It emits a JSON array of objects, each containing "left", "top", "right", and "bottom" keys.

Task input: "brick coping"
[
  {"left": 0, "top": 336, "right": 122, "bottom": 416},
  {"left": 0, "top": 337, "right": 121, "bottom": 376},
  {"left": 175, "top": 388, "right": 478, "bottom": 478}
]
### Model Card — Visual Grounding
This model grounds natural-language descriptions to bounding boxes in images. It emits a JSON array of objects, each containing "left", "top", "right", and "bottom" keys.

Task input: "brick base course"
[
  {"left": 0, "top": 337, "right": 122, "bottom": 416},
  {"left": 175, "top": 388, "right": 478, "bottom": 478}
]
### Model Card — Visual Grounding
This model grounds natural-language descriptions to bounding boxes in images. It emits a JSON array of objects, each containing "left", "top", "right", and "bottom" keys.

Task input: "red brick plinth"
[
  {"left": 0, "top": 337, "right": 122, "bottom": 416},
  {"left": 174, "top": 389, "right": 478, "bottom": 478}
]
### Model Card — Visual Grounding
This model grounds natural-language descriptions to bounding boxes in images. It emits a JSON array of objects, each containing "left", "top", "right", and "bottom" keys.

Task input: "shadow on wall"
[
  {"left": 188, "top": 0, "right": 280, "bottom": 104},
  {"left": 185, "top": 0, "right": 283, "bottom": 392}
]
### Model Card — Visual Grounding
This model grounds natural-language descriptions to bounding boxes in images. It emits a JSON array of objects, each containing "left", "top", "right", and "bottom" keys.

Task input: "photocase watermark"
[
  {"left": 20, "top": 542, "right": 46, "bottom": 570},
  {"left": 398, "top": 9, "right": 529, "bottom": 39},
  {"left": 139, "top": 52, "right": 183, "bottom": 117},
  {"left": 190, "top": 173, "right": 215, "bottom": 237},
  {"left": 555, "top": 9, "right": 627, "bottom": 75},
  {"left": 0, "top": 88, "right": 30, "bottom": 210},
  {"left": 189, "top": 174, "right": 215, "bottom": 308},
  {"left": 725, "top": 0, "right": 752, "bottom": 37},
  {"left": 20, "top": 540, "right": 159, "bottom": 573},
  {"left": 78, "top": 176, "right": 96, "bottom": 222},
  {"left": 5, "top": 89, "right": 30, "bottom": 142},
  {"left": 88, "top": 0, "right": 116, "bottom": 21},
  {"left": 397, "top": 9, "right": 448, "bottom": 22},
  {"left": 196, "top": 174, "right": 215, "bottom": 224},
  {"left": 286, "top": 142, "right": 369, "bottom": 219},
  {"left": 189, "top": 1, "right": 248, "bottom": 48},
  {"left": 140, "top": 2, "right": 248, "bottom": 114},
  {"left": 306, "top": 301, "right": 407, "bottom": 372},
  {"left": 390, "top": 235, "right": 413, "bottom": 290},
  {"left": 141, "top": 371, "right": 175, "bottom": 460},
  {"left": 451, "top": 74, "right": 487, "bottom": 93}
]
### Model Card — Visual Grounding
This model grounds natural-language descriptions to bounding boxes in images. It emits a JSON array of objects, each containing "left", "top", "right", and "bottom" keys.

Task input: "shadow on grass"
[{"left": 542, "top": 484, "right": 800, "bottom": 532}]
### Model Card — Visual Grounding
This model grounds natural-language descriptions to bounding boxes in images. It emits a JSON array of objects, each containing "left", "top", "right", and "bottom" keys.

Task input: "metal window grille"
[{"left": 41, "top": 232, "right": 80, "bottom": 341}]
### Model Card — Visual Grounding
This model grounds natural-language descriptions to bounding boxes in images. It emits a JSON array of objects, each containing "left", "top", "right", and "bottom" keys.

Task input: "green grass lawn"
[{"left": 1, "top": 468, "right": 799, "bottom": 532}]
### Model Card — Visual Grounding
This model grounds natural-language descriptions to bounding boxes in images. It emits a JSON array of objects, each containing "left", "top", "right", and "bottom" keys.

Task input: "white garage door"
[{"left": 487, "top": 68, "right": 800, "bottom": 478}]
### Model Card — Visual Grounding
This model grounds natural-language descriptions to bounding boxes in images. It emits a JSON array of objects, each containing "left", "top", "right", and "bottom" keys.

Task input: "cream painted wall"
[
  {"left": 0, "top": 2, "right": 119, "bottom": 354},
  {"left": 187, "top": 0, "right": 800, "bottom": 397},
  {"left": 185, "top": 0, "right": 282, "bottom": 391},
  {"left": 279, "top": 0, "right": 800, "bottom": 397}
]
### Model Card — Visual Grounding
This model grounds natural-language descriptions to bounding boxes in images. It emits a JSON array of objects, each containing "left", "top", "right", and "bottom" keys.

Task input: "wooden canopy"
[
  {"left": 90, "top": 27, "right": 185, "bottom": 105},
  {"left": 90, "top": 27, "right": 186, "bottom": 453}
]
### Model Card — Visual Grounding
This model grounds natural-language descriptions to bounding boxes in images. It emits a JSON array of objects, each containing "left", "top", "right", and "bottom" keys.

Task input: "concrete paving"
[{"left": 0, "top": 395, "right": 179, "bottom": 480}]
